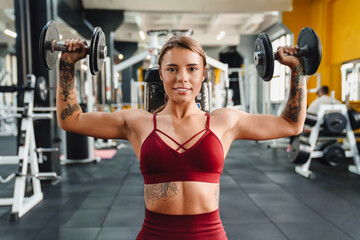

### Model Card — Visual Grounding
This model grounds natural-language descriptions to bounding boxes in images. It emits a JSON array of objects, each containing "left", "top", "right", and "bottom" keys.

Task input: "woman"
[{"left": 58, "top": 35, "right": 306, "bottom": 239}]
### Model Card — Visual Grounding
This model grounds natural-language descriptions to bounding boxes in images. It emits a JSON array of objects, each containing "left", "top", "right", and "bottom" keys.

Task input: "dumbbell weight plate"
[
  {"left": 94, "top": 29, "right": 106, "bottom": 73},
  {"left": 347, "top": 109, "right": 360, "bottom": 130},
  {"left": 323, "top": 112, "right": 347, "bottom": 134},
  {"left": 89, "top": 27, "right": 106, "bottom": 75},
  {"left": 297, "top": 27, "right": 322, "bottom": 75},
  {"left": 305, "top": 113, "right": 318, "bottom": 126},
  {"left": 288, "top": 138, "right": 312, "bottom": 164},
  {"left": 322, "top": 143, "right": 345, "bottom": 167},
  {"left": 39, "top": 20, "right": 59, "bottom": 70},
  {"left": 254, "top": 33, "right": 274, "bottom": 82}
]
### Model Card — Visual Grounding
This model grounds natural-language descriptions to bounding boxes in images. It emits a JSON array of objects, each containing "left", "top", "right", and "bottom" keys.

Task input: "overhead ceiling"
[
  {"left": 82, "top": 0, "right": 291, "bottom": 46},
  {"left": 0, "top": 0, "right": 292, "bottom": 47}
]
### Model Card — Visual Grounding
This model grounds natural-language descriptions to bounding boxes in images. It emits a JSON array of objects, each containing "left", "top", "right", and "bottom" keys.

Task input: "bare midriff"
[{"left": 144, "top": 181, "right": 219, "bottom": 215}]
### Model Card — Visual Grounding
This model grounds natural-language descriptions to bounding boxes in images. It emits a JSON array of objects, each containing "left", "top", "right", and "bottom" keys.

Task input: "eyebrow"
[{"left": 165, "top": 63, "right": 200, "bottom": 67}]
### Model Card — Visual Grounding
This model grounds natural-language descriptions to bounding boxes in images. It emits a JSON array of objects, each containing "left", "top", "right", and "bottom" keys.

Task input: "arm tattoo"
[
  {"left": 60, "top": 103, "right": 81, "bottom": 120},
  {"left": 281, "top": 64, "right": 305, "bottom": 122},
  {"left": 59, "top": 59, "right": 75, "bottom": 102},
  {"left": 144, "top": 182, "right": 179, "bottom": 206}
]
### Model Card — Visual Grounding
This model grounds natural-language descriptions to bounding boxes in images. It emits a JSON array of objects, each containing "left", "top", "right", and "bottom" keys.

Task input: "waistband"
[
  {"left": 137, "top": 208, "right": 228, "bottom": 240},
  {"left": 145, "top": 208, "right": 221, "bottom": 228}
]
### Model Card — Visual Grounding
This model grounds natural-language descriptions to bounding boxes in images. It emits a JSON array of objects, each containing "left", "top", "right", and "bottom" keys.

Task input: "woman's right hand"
[{"left": 60, "top": 38, "right": 89, "bottom": 64}]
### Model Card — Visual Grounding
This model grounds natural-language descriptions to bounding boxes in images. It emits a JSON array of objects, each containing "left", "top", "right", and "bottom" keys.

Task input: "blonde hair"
[{"left": 154, "top": 35, "right": 206, "bottom": 113}]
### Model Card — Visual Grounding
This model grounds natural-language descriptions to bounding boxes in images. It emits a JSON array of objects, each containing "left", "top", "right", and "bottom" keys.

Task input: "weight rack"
[{"left": 296, "top": 104, "right": 360, "bottom": 178}]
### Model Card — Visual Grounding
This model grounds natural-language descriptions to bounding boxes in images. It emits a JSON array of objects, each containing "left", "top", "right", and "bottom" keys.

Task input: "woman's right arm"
[{"left": 56, "top": 39, "right": 134, "bottom": 140}]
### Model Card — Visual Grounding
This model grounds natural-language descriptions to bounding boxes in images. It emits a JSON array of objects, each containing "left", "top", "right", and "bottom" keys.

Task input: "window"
[
  {"left": 269, "top": 34, "right": 291, "bottom": 102},
  {"left": 341, "top": 60, "right": 360, "bottom": 102}
]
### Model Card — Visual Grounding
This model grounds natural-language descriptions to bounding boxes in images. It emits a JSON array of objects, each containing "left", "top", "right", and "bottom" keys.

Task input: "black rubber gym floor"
[{"left": 1, "top": 136, "right": 360, "bottom": 240}]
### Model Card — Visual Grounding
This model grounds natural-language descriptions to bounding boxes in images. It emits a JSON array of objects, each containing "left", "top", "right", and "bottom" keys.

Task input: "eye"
[
  {"left": 188, "top": 67, "right": 197, "bottom": 72},
  {"left": 167, "top": 68, "right": 176, "bottom": 72}
]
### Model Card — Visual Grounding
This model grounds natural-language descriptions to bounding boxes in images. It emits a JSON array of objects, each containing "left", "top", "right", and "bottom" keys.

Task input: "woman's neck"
[{"left": 160, "top": 101, "right": 202, "bottom": 119}]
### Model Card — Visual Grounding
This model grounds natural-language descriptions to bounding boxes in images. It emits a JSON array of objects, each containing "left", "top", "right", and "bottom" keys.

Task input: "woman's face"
[{"left": 159, "top": 47, "right": 205, "bottom": 104}]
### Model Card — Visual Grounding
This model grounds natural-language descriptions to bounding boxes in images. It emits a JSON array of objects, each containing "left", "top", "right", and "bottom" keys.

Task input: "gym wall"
[{"left": 283, "top": 0, "right": 360, "bottom": 105}]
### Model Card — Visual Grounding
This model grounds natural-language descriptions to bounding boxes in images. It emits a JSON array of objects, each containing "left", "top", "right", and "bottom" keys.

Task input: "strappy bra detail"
[{"left": 140, "top": 113, "right": 224, "bottom": 184}]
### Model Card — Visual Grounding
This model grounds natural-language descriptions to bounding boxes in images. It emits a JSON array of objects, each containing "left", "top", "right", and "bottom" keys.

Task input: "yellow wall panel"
[
  {"left": 282, "top": 0, "right": 360, "bottom": 104},
  {"left": 330, "top": 0, "right": 360, "bottom": 63}
]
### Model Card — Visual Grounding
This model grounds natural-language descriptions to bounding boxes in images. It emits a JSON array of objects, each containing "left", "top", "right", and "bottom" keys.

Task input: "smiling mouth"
[{"left": 173, "top": 88, "right": 191, "bottom": 93}]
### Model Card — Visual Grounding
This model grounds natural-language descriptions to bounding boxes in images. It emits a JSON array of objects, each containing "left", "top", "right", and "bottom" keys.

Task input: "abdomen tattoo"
[{"left": 144, "top": 182, "right": 179, "bottom": 206}]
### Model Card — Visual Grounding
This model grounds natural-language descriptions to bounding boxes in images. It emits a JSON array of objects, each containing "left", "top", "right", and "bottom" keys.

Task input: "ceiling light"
[
  {"left": 118, "top": 54, "right": 124, "bottom": 60},
  {"left": 81, "top": 64, "right": 88, "bottom": 71},
  {"left": 139, "top": 31, "right": 145, "bottom": 40},
  {"left": 146, "top": 55, "right": 151, "bottom": 60},
  {"left": 216, "top": 31, "right": 225, "bottom": 41},
  {"left": 4, "top": 29, "right": 16, "bottom": 38}
]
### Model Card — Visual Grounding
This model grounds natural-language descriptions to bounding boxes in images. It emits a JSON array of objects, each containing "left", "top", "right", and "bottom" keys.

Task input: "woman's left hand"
[{"left": 276, "top": 45, "right": 304, "bottom": 71}]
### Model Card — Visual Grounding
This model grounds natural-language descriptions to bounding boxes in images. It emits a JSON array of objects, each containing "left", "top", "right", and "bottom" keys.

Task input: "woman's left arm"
[{"left": 216, "top": 45, "right": 307, "bottom": 141}]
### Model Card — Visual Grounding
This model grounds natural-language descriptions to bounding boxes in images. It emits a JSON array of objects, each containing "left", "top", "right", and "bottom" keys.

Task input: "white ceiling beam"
[
  {"left": 238, "top": 14, "right": 264, "bottom": 34},
  {"left": 114, "top": 32, "right": 240, "bottom": 46},
  {"left": 83, "top": 0, "right": 292, "bottom": 13},
  {"left": 172, "top": 14, "right": 181, "bottom": 30},
  {"left": 135, "top": 13, "right": 143, "bottom": 31},
  {"left": 205, "top": 14, "right": 220, "bottom": 34}
]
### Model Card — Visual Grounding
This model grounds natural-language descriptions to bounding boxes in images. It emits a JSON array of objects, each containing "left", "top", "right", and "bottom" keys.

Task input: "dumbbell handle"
[
  {"left": 274, "top": 45, "right": 310, "bottom": 60},
  {"left": 50, "top": 40, "right": 90, "bottom": 53}
]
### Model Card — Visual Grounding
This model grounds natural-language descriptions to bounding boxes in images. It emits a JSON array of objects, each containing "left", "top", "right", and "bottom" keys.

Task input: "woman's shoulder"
[{"left": 209, "top": 108, "right": 247, "bottom": 127}]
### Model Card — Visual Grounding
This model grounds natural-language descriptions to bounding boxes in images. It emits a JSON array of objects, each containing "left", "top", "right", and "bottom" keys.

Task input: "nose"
[{"left": 176, "top": 69, "right": 189, "bottom": 82}]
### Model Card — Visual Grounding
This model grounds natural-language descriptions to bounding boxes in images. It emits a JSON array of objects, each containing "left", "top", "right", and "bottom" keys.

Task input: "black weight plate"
[
  {"left": 288, "top": 138, "right": 311, "bottom": 164},
  {"left": 95, "top": 28, "right": 106, "bottom": 72},
  {"left": 89, "top": 27, "right": 101, "bottom": 75},
  {"left": 323, "top": 112, "right": 347, "bottom": 133},
  {"left": 347, "top": 108, "right": 360, "bottom": 130},
  {"left": 322, "top": 143, "right": 345, "bottom": 167},
  {"left": 297, "top": 27, "right": 322, "bottom": 75},
  {"left": 254, "top": 33, "right": 274, "bottom": 81},
  {"left": 39, "top": 21, "right": 59, "bottom": 70},
  {"left": 35, "top": 77, "right": 48, "bottom": 101},
  {"left": 305, "top": 113, "right": 318, "bottom": 126}
]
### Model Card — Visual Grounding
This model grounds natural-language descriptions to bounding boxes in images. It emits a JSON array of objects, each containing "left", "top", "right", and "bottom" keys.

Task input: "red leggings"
[{"left": 136, "top": 208, "right": 228, "bottom": 240}]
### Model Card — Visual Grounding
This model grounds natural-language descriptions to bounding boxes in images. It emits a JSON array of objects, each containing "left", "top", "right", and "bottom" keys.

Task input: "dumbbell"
[
  {"left": 305, "top": 112, "right": 347, "bottom": 134},
  {"left": 254, "top": 27, "right": 322, "bottom": 81},
  {"left": 317, "top": 142, "right": 345, "bottom": 167},
  {"left": 347, "top": 108, "right": 360, "bottom": 130},
  {"left": 288, "top": 138, "right": 311, "bottom": 164},
  {"left": 39, "top": 20, "right": 107, "bottom": 75}
]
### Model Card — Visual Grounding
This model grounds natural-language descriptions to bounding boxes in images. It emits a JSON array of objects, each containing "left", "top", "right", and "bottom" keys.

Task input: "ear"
[
  {"left": 158, "top": 67, "right": 163, "bottom": 81},
  {"left": 203, "top": 67, "right": 207, "bottom": 79}
]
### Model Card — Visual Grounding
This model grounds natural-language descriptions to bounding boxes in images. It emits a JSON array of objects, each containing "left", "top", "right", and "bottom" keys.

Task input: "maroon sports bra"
[{"left": 140, "top": 113, "right": 224, "bottom": 184}]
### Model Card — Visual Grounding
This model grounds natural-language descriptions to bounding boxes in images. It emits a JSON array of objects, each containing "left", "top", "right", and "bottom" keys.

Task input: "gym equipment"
[
  {"left": 254, "top": 27, "right": 322, "bottom": 81},
  {"left": 347, "top": 108, "right": 360, "bottom": 130},
  {"left": 39, "top": 20, "right": 107, "bottom": 75},
  {"left": 305, "top": 112, "right": 347, "bottom": 134},
  {"left": 305, "top": 113, "right": 318, "bottom": 126},
  {"left": 290, "top": 139, "right": 346, "bottom": 167},
  {"left": 323, "top": 112, "right": 347, "bottom": 133},
  {"left": 294, "top": 104, "right": 360, "bottom": 178},
  {"left": 288, "top": 138, "right": 311, "bottom": 164},
  {"left": 0, "top": 74, "right": 59, "bottom": 221},
  {"left": 144, "top": 67, "right": 166, "bottom": 113},
  {"left": 0, "top": 78, "right": 48, "bottom": 101},
  {"left": 0, "top": 172, "right": 59, "bottom": 184},
  {"left": 318, "top": 142, "right": 345, "bottom": 167}
]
